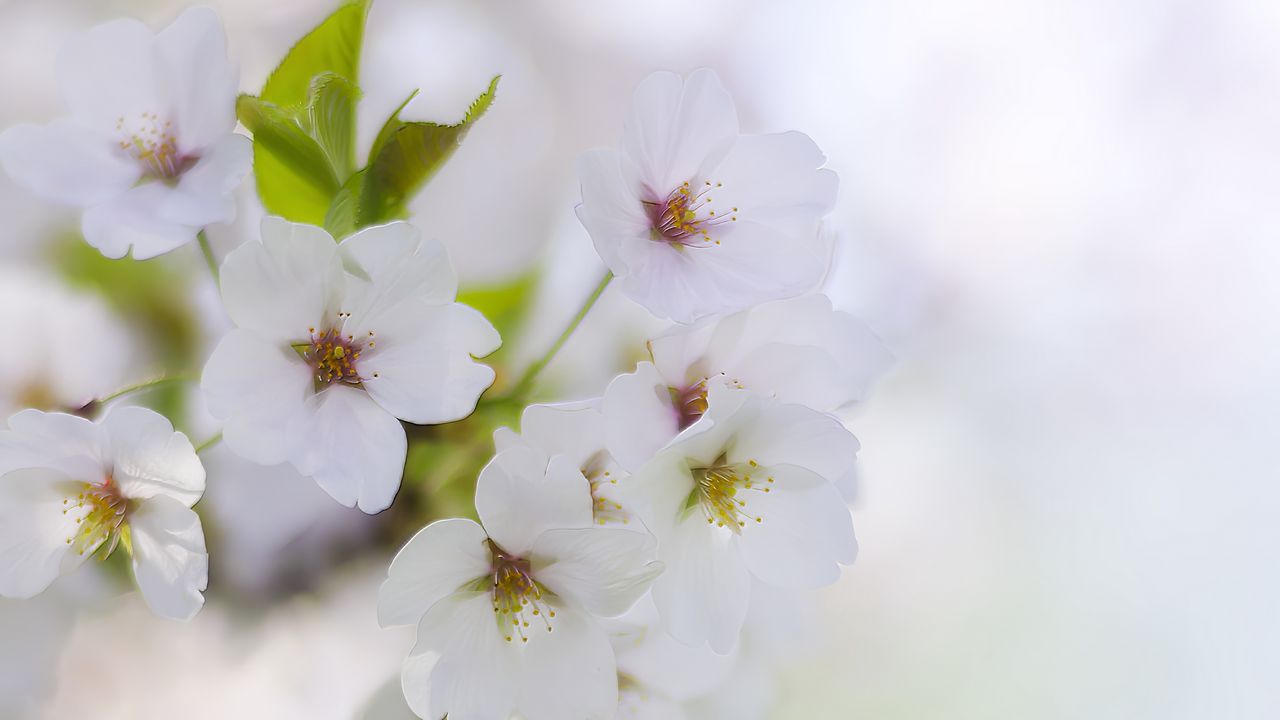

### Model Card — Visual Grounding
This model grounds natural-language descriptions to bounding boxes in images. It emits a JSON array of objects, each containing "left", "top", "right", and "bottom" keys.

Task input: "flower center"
[
  {"left": 582, "top": 451, "right": 628, "bottom": 526},
  {"left": 669, "top": 381, "right": 710, "bottom": 431},
  {"left": 488, "top": 540, "right": 555, "bottom": 643},
  {"left": 300, "top": 324, "right": 374, "bottom": 387},
  {"left": 690, "top": 459, "right": 773, "bottom": 533},
  {"left": 645, "top": 180, "right": 737, "bottom": 247},
  {"left": 63, "top": 477, "right": 131, "bottom": 557},
  {"left": 115, "top": 112, "right": 194, "bottom": 180}
]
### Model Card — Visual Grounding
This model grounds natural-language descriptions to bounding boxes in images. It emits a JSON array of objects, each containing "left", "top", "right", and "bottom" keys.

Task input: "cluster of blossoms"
[{"left": 0, "top": 6, "right": 888, "bottom": 719}]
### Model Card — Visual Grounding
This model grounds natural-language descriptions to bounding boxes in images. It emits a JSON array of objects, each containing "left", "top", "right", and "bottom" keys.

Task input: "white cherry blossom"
[
  {"left": 603, "top": 294, "right": 890, "bottom": 496},
  {"left": 0, "top": 7, "right": 250, "bottom": 259},
  {"left": 576, "top": 68, "right": 837, "bottom": 323},
  {"left": 0, "top": 407, "right": 208, "bottom": 620},
  {"left": 494, "top": 400, "right": 633, "bottom": 527},
  {"left": 620, "top": 385, "right": 857, "bottom": 653},
  {"left": 202, "top": 217, "right": 500, "bottom": 514},
  {"left": 0, "top": 267, "right": 131, "bottom": 417},
  {"left": 377, "top": 445, "right": 663, "bottom": 720}
]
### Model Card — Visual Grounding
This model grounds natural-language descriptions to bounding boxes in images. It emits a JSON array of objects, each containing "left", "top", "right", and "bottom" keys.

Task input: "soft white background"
[{"left": 1, "top": 0, "right": 1277, "bottom": 717}]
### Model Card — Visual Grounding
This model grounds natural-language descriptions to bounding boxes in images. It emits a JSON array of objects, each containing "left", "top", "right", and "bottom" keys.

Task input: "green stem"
[
  {"left": 198, "top": 230, "right": 220, "bottom": 284},
  {"left": 194, "top": 431, "right": 222, "bottom": 454},
  {"left": 97, "top": 374, "right": 198, "bottom": 405},
  {"left": 509, "top": 270, "right": 613, "bottom": 400}
]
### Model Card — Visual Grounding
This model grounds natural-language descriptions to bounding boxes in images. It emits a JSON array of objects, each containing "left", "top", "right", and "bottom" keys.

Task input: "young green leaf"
[
  {"left": 237, "top": 94, "right": 340, "bottom": 225},
  {"left": 304, "top": 73, "right": 361, "bottom": 181},
  {"left": 358, "top": 76, "right": 501, "bottom": 226},
  {"left": 261, "top": 0, "right": 369, "bottom": 110}
]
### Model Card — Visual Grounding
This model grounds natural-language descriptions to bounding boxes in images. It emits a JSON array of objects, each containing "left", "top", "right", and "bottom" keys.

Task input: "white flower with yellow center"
[
  {"left": 621, "top": 385, "right": 857, "bottom": 653},
  {"left": 0, "top": 7, "right": 250, "bottom": 260},
  {"left": 377, "top": 445, "right": 663, "bottom": 720},
  {"left": 603, "top": 294, "right": 889, "bottom": 496},
  {"left": 0, "top": 407, "right": 207, "bottom": 620},
  {"left": 576, "top": 69, "right": 837, "bottom": 323},
  {"left": 494, "top": 401, "right": 632, "bottom": 527},
  {"left": 201, "top": 217, "right": 500, "bottom": 514}
]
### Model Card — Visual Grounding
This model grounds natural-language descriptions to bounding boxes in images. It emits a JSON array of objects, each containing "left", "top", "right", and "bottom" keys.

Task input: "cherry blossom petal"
[
  {"left": 530, "top": 527, "right": 662, "bottom": 618},
  {"left": 476, "top": 450, "right": 593, "bottom": 557},
  {"left": 0, "top": 121, "right": 138, "bottom": 206},
  {"left": 0, "top": 468, "right": 83, "bottom": 599},
  {"left": 0, "top": 410, "right": 106, "bottom": 483},
  {"left": 402, "top": 591, "right": 519, "bottom": 720},
  {"left": 219, "top": 218, "right": 343, "bottom": 343},
  {"left": 99, "top": 405, "right": 204, "bottom": 507},
  {"left": 81, "top": 183, "right": 198, "bottom": 260},
  {"left": 728, "top": 402, "right": 859, "bottom": 482},
  {"left": 58, "top": 18, "right": 160, "bottom": 131},
  {"left": 651, "top": 513, "right": 750, "bottom": 654},
  {"left": 378, "top": 518, "right": 490, "bottom": 628},
  {"left": 201, "top": 329, "right": 312, "bottom": 466},
  {"left": 340, "top": 223, "right": 459, "bottom": 316},
  {"left": 158, "top": 133, "right": 251, "bottom": 227},
  {"left": 360, "top": 301, "right": 499, "bottom": 425},
  {"left": 736, "top": 463, "right": 856, "bottom": 587},
  {"left": 128, "top": 494, "right": 207, "bottom": 621},
  {"left": 622, "top": 69, "right": 738, "bottom": 193},
  {"left": 604, "top": 362, "right": 680, "bottom": 473},
  {"left": 293, "top": 385, "right": 407, "bottom": 514},
  {"left": 152, "top": 6, "right": 238, "bottom": 152},
  {"left": 517, "top": 603, "right": 619, "bottom": 720}
]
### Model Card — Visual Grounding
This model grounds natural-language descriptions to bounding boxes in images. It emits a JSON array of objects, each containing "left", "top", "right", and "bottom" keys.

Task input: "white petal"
[
  {"left": 219, "top": 217, "right": 343, "bottom": 342},
  {"left": 0, "top": 410, "right": 107, "bottom": 483},
  {"left": 728, "top": 402, "right": 859, "bottom": 483},
  {"left": 530, "top": 527, "right": 662, "bottom": 618},
  {"left": 517, "top": 603, "right": 619, "bottom": 720},
  {"left": 622, "top": 69, "right": 738, "bottom": 194},
  {"left": 100, "top": 405, "right": 204, "bottom": 507},
  {"left": 575, "top": 148, "right": 650, "bottom": 274},
  {"left": 293, "top": 385, "right": 406, "bottom": 514},
  {"left": 378, "top": 518, "right": 490, "bottom": 627},
  {"left": 128, "top": 494, "right": 207, "bottom": 620},
  {"left": 152, "top": 6, "right": 238, "bottom": 152},
  {"left": 604, "top": 362, "right": 680, "bottom": 473},
  {"left": 618, "top": 686, "right": 687, "bottom": 720},
  {"left": 361, "top": 301, "right": 499, "bottom": 425},
  {"left": 159, "top": 133, "right": 251, "bottom": 227},
  {"left": 737, "top": 463, "right": 856, "bottom": 587},
  {"left": 58, "top": 18, "right": 161, "bottom": 130},
  {"left": 200, "top": 329, "right": 313, "bottom": 466},
  {"left": 684, "top": 219, "right": 827, "bottom": 312},
  {"left": 402, "top": 591, "right": 519, "bottom": 720},
  {"left": 651, "top": 513, "right": 750, "bottom": 654},
  {"left": 0, "top": 468, "right": 82, "bottom": 599},
  {"left": 339, "top": 222, "right": 459, "bottom": 313},
  {"left": 712, "top": 131, "right": 838, "bottom": 228},
  {"left": 615, "top": 241, "right": 724, "bottom": 324},
  {"left": 81, "top": 183, "right": 199, "bottom": 260},
  {"left": 517, "top": 400, "right": 606, "bottom": 469},
  {"left": 476, "top": 450, "right": 593, "bottom": 557},
  {"left": 0, "top": 121, "right": 138, "bottom": 206}
]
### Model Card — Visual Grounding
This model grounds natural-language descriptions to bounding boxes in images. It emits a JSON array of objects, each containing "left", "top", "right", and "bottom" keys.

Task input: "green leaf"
[
  {"left": 456, "top": 270, "right": 537, "bottom": 349},
  {"left": 323, "top": 168, "right": 367, "bottom": 240},
  {"left": 261, "top": 0, "right": 369, "bottom": 110},
  {"left": 304, "top": 73, "right": 361, "bottom": 181},
  {"left": 237, "top": 94, "right": 340, "bottom": 225},
  {"left": 247, "top": 0, "right": 369, "bottom": 226},
  {"left": 358, "top": 76, "right": 500, "bottom": 226}
]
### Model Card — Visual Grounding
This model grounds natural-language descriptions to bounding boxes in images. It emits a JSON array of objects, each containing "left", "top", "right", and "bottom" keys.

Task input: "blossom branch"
[
  {"left": 508, "top": 269, "right": 612, "bottom": 400},
  {"left": 94, "top": 374, "right": 199, "bottom": 406},
  {"left": 198, "top": 230, "right": 220, "bottom": 284}
]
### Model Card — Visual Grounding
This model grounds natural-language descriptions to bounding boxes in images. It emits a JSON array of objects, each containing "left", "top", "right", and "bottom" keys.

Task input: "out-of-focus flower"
[
  {"left": 494, "top": 401, "right": 633, "bottom": 526},
  {"left": 603, "top": 294, "right": 889, "bottom": 496},
  {"left": 0, "top": 266, "right": 131, "bottom": 417},
  {"left": 576, "top": 68, "right": 837, "bottom": 324},
  {"left": 621, "top": 385, "right": 856, "bottom": 653},
  {"left": 201, "top": 218, "right": 500, "bottom": 514},
  {"left": 0, "top": 7, "right": 250, "bottom": 259},
  {"left": 378, "top": 445, "right": 663, "bottom": 720},
  {"left": 607, "top": 595, "right": 735, "bottom": 720},
  {"left": 0, "top": 407, "right": 208, "bottom": 620}
]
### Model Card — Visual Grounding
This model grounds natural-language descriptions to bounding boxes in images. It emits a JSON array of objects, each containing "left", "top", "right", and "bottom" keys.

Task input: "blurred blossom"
[{"left": 0, "top": 266, "right": 132, "bottom": 416}]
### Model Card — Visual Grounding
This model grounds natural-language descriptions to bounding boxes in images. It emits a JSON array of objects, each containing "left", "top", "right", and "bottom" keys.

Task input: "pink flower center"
[
  {"left": 670, "top": 380, "right": 710, "bottom": 431},
  {"left": 64, "top": 476, "right": 130, "bottom": 557},
  {"left": 115, "top": 112, "right": 195, "bottom": 180},
  {"left": 645, "top": 180, "right": 738, "bottom": 247},
  {"left": 302, "top": 325, "right": 372, "bottom": 387},
  {"left": 488, "top": 540, "right": 555, "bottom": 643}
]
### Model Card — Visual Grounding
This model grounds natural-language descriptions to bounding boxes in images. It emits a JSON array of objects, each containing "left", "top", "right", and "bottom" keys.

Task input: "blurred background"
[{"left": 2, "top": 0, "right": 1279, "bottom": 717}]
